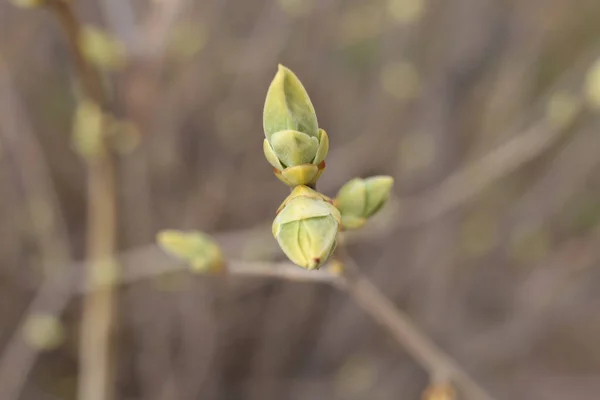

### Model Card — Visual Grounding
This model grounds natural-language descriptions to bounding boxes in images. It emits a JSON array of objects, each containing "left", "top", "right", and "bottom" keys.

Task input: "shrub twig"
[{"left": 46, "top": 1, "right": 118, "bottom": 400}]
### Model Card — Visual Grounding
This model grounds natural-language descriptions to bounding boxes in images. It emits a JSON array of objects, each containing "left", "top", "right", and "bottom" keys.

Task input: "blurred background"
[{"left": 2, "top": 0, "right": 600, "bottom": 399}]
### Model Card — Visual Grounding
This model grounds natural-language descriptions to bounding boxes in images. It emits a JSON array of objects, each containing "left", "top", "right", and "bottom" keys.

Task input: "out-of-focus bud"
[
  {"left": 334, "top": 176, "right": 394, "bottom": 229},
  {"left": 10, "top": 0, "right": 44, "bottom": 8},
  {"left": 23, "top": 313, "right": 65, "bottom": 351},
  {"left": 272, "top": 186, "right": 340, "bottom": 269},
  {"left": 585, "top": 57, "right": 600, "bottom": 109},
  {"left": 157, "top": 230, "right": 224, "bottom": 273},
  {"left": 71, "top": 98, "right": 105, "bottom": 159},
  {"left": 263, "top": 65, "right": 328, "bottom": 187},
  {"left": 79, "top": 26, "right": 127, "bottom": 71},
  {"left": 421, "top": 383, "right": 455, "bottom": 400}
]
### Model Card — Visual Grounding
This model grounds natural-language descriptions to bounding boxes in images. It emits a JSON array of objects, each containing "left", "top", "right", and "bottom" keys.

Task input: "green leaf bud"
[
  {"left": 335, "top": 176, "right": 394, "bottom": 230},
  {"left": 157, "top": 230, "right": 224, "bottom": 273},
  {"left": 263, "top": 65, "right": 328, "bottom": 187},
  {"left": 273, "top": 186, "right": 340, "bottom": 269},
  {"left": 263, "top": 64, "right": 318, "bottom": 138}
]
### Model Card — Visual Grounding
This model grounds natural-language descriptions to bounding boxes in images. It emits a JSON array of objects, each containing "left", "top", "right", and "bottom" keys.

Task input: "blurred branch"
[
  {"left": 464, "top": 223, "right": 600, "bottom": 364},
  {"left": 334, "top": 245, "right": 495, "bottom": 400},
  {"left": 0, "top": 54, "right": 72, "bottom": 278},
  {"left": 47, "top": 1, "right": 105, "bottom": 106},
  {"left": 455, "top": 100, "right": 600, "bottom": 365},
  {"left": 0, "top": 253, "right": 337, "bottom": 400},
  {"left": 407, "top": 121, "right": 572, "bottom": 224},
  {"left": 0, "top": 267, "right": 72, "bottom": 400},
  {"left": 398, "top": 45, "right": 600, "bottom": 226},
  {"left": 0, "top": 243, "right": 497, "bottom": 400},
  {"left": 96, "top": 243, "right": 496, "bottom": 399},
  {"left": 509, "top": 119, "right": 600, "bottom": 229},
  {"left": 46, "top": 1, "right": 118, "bottom": 400},
  {"left": 137, "top": 0, "right": 189, "bottom": 58}
]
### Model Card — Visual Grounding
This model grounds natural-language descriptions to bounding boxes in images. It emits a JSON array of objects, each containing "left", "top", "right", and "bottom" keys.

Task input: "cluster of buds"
[
  {"left": 264, "top": 65, "right": 394, "bottom": 269},
  {"left": 157, "top": 65, "right": 394, "bottom": 272}
]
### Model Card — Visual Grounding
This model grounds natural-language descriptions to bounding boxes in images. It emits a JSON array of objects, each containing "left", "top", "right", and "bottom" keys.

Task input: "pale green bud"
[
  {"left": 157, "top": 230, "right": 224, "bottom": 273},
  {"left": 264, "top": 64, "right": 318, "bottom": 138},
  {"left": 335, "top": 176, "right": 394, "bottom": 229},
  {"left": 273, "top": 186, "right": 341, "bottom": 269},
  {"left": 263, "top": 65, "right": 328, "bottom": 187}
]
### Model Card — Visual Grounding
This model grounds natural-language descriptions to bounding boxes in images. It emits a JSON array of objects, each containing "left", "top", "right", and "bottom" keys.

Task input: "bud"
[
  {"left": 23, "top": 313, "right": 65, "bottom": 351},
  {"left": 263, "top": 65, "right": 329, "bottom": 187},
  {"left": 585, "top": 57, "right": 600, "bottom": 109},
  {"left": 79, "top": 26, "right": 127, "bottom": 71},
  {"left": 334, "top": 176, "right": 394, "bottom": 229},
  {"left": 272, "top": 186, "right": 340, "bottom": 269},
  {"left": 157, "top": 230, "right": 224, "bottom": 273},
  {"left": 422, "top": 383, "right": 455, "bottom": 400},
  {"left": 10, "top": 0, "right": 44, "bottom": 8},
  {"left": 71, "top": 98, "right": 105, "bottom": 159}
]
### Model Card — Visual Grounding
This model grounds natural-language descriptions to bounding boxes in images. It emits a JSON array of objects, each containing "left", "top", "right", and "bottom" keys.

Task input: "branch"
[
  {"left": 400, "top": 46, "right": 600, "bottom": 227},
  {"left": 95, "top": 250, "right": 496, "bottom": 399},
  {"left": 46, "top": 2, "right": 118, "bottom": 400},
  {"left": 337, "top": 255, "right": 495, "bottom": 400},
  {"left": 0, "top": 252, "right": 494, "bottom": 399}
]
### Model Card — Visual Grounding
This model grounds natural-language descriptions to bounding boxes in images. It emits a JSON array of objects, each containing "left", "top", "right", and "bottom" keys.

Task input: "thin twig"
[
  {"left": 0, "top": 250, "right": 495, "bottom": 399},
  {"left": 401, "top": 45, "right": 600, "bottom": 227},
  {"left": 102, "top": 245, "right": 496, "bottom": 400},
  {"left": 336, "top": 253, "right": 495, "bottom": 400},
  {"left": 82, "top": 260, "right": 340, "bottom": 292},
  {"left": 46, "top": 1, "right": 118, "bottom": 400}
]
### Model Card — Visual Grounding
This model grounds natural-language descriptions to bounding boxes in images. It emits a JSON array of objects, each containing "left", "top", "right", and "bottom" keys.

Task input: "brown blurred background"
[{"left": 2, "top": 0, "right": 600, "bottom": 399}]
